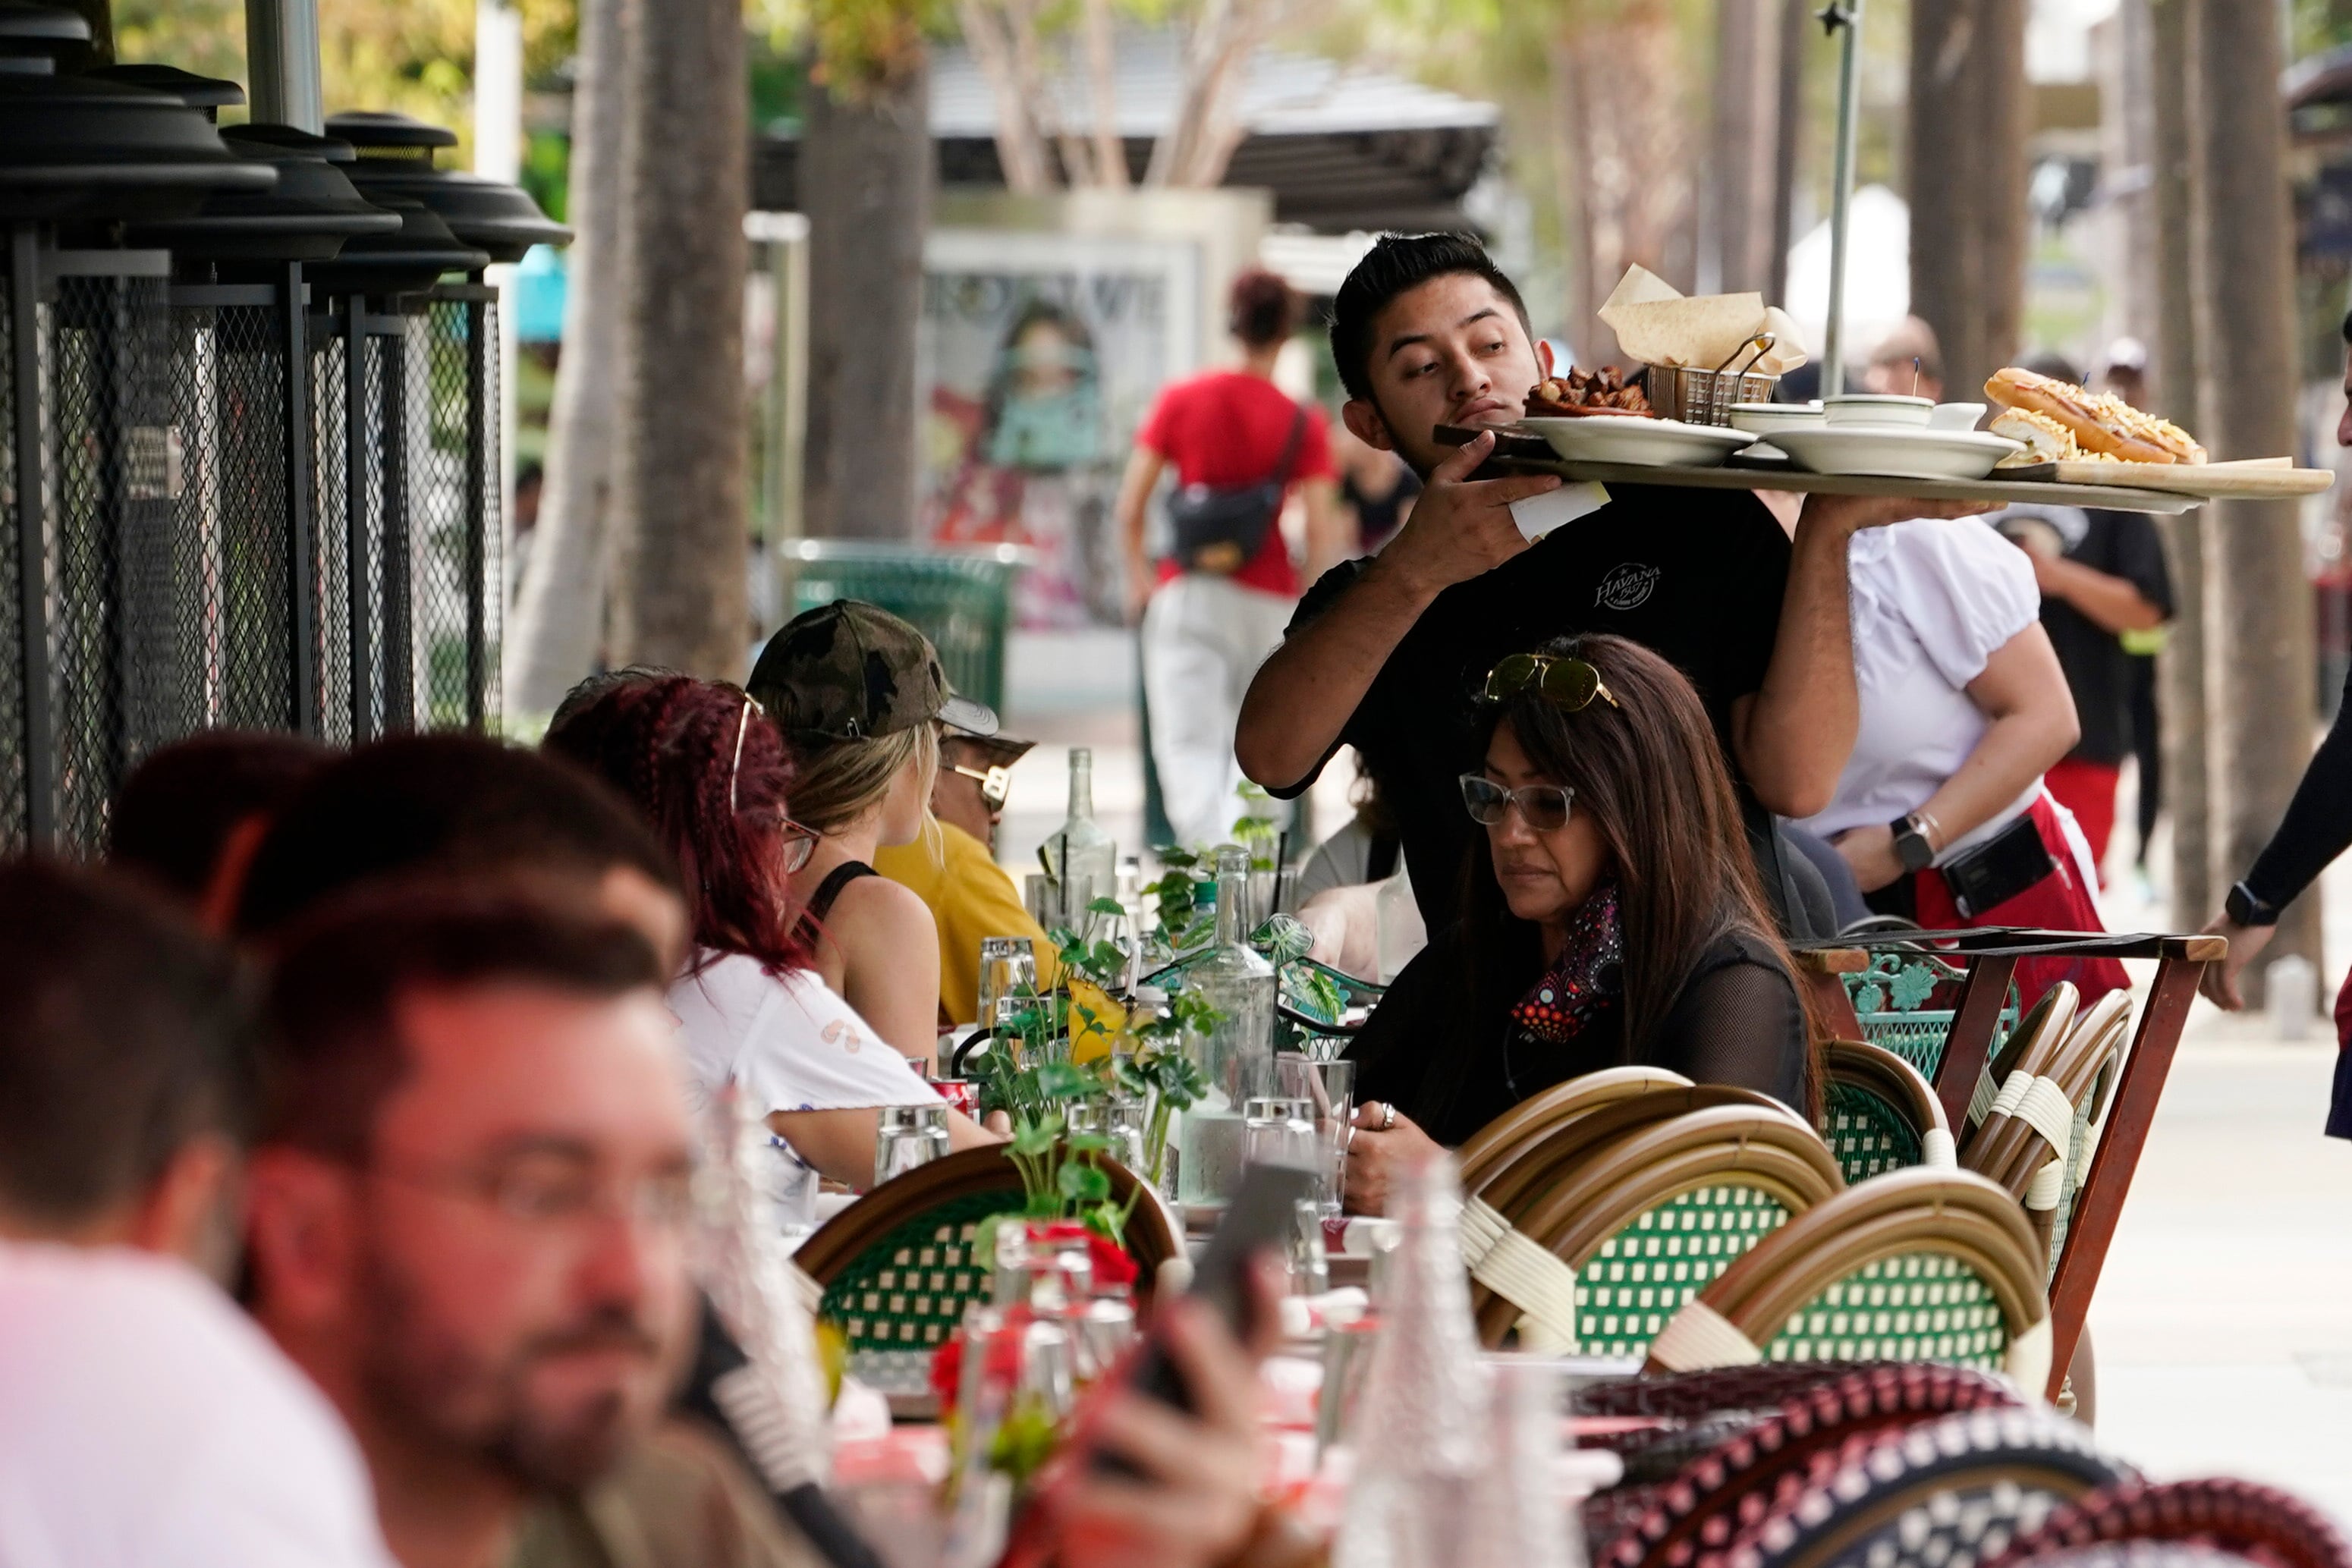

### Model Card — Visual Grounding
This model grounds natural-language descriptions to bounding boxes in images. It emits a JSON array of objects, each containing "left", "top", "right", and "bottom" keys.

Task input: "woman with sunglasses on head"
[
  {"left": 1341, "top": 634, "right": 1814, "bottom": 1216},
  {"left": 545, "top": 672, "right": 996, "bottom": 1189}
]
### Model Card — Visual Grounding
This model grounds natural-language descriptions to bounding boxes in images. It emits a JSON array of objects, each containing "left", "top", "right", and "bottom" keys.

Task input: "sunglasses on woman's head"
[
  {"left": 1479, "top": 653, "right": 1619, "bottom": 712},
  {"left": 1459, "top": 774, "right": 1577, "bottom": 832}
]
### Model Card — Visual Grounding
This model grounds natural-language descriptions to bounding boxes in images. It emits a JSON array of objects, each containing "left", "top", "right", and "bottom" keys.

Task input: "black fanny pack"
[
  {"left": 1939, "top": 810, "right": 2056, "bottom": 919},
  {"left": 1165, "top": 406, "right": 1306, "bottom": 575}
]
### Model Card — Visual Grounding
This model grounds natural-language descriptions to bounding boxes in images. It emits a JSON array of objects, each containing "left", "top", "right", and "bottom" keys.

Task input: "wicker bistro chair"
[
  {"left": 1594, "top": 1362, "right": 2028, "bottom": 1568},
  {"left": 1717, "top": 1406, "right": 2130, "bottom": 1568},
  {"left": 792, "top": 1147, "right": 1179, "bottom": 1399},
  {"left": 1644, "top": 1168, "right": 2054, "bottom": 1395},
  {"left": 1467, "top": 1106, "right": 1843, "bottom": 1354},
  {"left": 1819, "top": 1039, "right": 1956, "bottom": 1183},
  {"left": 1456, "top": 1065, "right": 1696, "bottom": 1198},
  {"left": 1983, "top": 1479, "right": 2352, "bottom": 1568},
  {"left": 1474, "top": 1083, "right": 1812, "bottom": 1228}
]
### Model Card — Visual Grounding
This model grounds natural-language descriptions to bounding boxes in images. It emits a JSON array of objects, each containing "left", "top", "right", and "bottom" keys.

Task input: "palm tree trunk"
[
  {"left": 2147, "top": 0, "right": 2210, "bottom": 929},
  {"left": 1907, "top": 0, "right": 2029, "bottom": 397},
  {"left": 504, "top": 0, "right": 624, "bottom": 716},
  {"left": 606, "top": 0, "right": 750, "bottom": 674},
  {"left": 801, "top": 49, "right": 932, "bottom": 540},
  {"left": 2196, "top": 0, "right": 2319, "bottom": 997}
]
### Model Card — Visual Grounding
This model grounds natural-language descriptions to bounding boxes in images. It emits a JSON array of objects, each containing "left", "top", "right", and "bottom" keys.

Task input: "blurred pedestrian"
[
  {"left": 108, "top": 729, "right": 329, "bottom": 932},
  {"left": 1331, "top": 414, "right": 1420, "bottom": 555},
  {"left": 1117, "top": 268, "right": 1350, "bottom": 849},
  {"left": 241, "top": 886, "right": 812, "bottom": 1568},
  {"left": 0, "top": 860, "right": 394, "bottom": 1567},
  {"left": 1799, "top": 510, "right": 2126, "bottom": 1008},
  {"left": 1984, "top": 357, "right": 2174, "bottom": 886},
  {"left": 746, "top": 600, "right": 982, "bottom": 1070},
  {"left": 1862, "top": 316, "right": 1945, "bottom": 402},
  {"left": 2203, "top": 310, "right": 2352, "bottom": 1139}
]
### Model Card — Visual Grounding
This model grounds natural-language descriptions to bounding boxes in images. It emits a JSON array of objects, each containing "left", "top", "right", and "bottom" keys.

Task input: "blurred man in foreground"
[
  {"left": 108, "top": 728, "right": 329, "bottom": 930},
  {"left": 242, "top": 888, "right": 784, "bottom": 1568},
  {"left": 0, "top": 860, "right": 394, "bottom": 1566}
]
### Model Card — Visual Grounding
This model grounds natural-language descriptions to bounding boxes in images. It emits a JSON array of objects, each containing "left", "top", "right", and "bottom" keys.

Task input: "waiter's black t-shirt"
[
  {"left": 2040, "top": 507, "right": 2172, "bottom": 765},
  {"left": 1267, "top": 485, "right": 1791, "bottom": 930}
]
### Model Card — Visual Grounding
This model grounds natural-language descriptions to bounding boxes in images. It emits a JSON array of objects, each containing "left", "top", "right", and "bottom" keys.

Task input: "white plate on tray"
[
  {"left": 1517, "top": 416, "right": 1756, "bottom": 469},
  {"left": 1771, "top": 425, "right": 2023, "bottom": 482}
]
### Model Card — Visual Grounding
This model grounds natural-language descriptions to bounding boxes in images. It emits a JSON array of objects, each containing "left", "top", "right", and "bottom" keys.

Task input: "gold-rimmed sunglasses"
[{"left": 1479, "top": 652, "right": 1620, "bottom": 712}]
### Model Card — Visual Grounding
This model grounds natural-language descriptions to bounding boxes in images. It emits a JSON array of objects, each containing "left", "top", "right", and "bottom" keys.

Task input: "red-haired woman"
[{"left": 546, "top": 672, "right": 995, "bottom": 1195}]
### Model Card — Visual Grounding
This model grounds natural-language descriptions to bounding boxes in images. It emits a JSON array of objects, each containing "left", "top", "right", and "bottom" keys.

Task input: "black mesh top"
[{"left": 1345, "top": 917, "right": 1808, "bottom": 1146}]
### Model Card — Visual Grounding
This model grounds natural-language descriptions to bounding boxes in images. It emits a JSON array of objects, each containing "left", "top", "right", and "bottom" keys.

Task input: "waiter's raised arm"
[{"left": 1237, "top": 429, "right": 1557, "bottom": 789}]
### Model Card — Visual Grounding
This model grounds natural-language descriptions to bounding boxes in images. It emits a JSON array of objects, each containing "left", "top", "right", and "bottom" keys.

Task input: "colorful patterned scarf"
[{"left": 1509, "top": 880, "right": 1625, "bottom": 1044}]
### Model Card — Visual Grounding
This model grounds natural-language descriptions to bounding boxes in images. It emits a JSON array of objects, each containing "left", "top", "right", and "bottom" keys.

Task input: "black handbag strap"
[{"left": 1269, "top": 404, "right": 1309, "bottom": 489}]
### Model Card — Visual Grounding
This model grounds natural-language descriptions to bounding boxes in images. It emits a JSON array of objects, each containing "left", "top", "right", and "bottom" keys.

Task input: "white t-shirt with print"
[
  {"left": 0, "top": 1240, "right": 395, "bottom": 1568},
  {"left": 667, "top": 951, "right": 935, "bottom": 1117}
]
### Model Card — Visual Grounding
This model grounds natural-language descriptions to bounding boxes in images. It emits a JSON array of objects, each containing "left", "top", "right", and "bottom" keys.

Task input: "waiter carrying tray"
[{"left": 1237, "top": 233, "right": 1981, "bottom": 937}]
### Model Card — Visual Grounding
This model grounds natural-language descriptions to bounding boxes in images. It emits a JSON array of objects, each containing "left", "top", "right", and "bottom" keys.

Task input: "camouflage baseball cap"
[{"left": 747, "top": 599, "right": 998, "bottom": 742}]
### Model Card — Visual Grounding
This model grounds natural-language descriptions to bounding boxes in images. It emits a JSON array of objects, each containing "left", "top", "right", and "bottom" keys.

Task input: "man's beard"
[{"left": 354, "top": 1242, "right": 666, "bottom": 1495}]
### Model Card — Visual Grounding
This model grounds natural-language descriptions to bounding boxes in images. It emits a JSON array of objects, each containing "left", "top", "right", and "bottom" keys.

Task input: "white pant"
[{"left": 1142, "top": 573, "right": 1295, "bottom": 850}]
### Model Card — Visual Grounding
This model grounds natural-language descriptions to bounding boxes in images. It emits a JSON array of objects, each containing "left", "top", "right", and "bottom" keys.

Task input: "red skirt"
[{"left": 1910, "top": 793, "right": 2130, "bottom": 1010}]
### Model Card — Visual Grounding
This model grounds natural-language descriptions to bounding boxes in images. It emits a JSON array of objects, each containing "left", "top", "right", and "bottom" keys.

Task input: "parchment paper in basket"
[{"left": 1596, "top": 264, "right": 1810, "bottom": 375}]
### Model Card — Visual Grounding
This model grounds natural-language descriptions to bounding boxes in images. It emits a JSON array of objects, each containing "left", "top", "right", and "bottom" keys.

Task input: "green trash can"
[{"left": 774, "top": 540, "right": 1034, "bottom": 715}]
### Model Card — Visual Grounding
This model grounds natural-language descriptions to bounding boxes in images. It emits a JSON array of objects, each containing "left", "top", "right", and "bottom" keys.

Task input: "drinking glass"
[
  {"left": 976, "top": 937, "right": 1038, "bottom": 1032},
  {"left": 1103, "top": 1097, "right": 1148, "bottom": 1177},
  {"left": 1275, "top": 1054, "right": 1355, "bottom": 1217},
  {"left": 873, "top": 1103, "right": 951, "bottom": 1188},
  {"left": 1243, "top": 1096, "right": 1318, "bottom": 1172}
]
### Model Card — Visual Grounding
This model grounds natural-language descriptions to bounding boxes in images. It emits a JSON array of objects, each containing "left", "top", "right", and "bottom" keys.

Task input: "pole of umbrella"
[
  {"left": 1821, "top": 0, "right": 1864, "bottom": 397},
  {"left": 244, "top": 0, "right": 323, "bottom": 133}
]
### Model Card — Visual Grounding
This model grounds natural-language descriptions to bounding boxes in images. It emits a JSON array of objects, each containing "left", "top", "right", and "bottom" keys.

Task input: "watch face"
[{"left": 1896, "top": 829, "right": 1934, "bottom": 873}]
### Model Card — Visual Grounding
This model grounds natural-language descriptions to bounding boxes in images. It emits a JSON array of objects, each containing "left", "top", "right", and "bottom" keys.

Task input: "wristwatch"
[
  {"left": 2225, "top": 880, "right": 2281, "bottom": 928},
  {"left": 1890, "top": 812, "right": 1937, "bottom": 875}
]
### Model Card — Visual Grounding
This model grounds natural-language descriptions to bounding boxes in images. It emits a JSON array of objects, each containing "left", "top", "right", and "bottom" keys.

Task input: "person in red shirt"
[{"left": 1115, "top": 269, "right": 1349, "bottom": 848}]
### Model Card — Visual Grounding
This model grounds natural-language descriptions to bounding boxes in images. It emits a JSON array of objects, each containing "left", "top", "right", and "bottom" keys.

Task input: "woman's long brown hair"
[{"left": 1456, "top": 632, "right": 1820, "bottom": 1112}]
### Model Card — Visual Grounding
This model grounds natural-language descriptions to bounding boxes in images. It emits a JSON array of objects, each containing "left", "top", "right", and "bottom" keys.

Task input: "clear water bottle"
[
  {"left": 1334, "top": 1150, "right": 1490, "bottom": 1568},
  {"left": 1467, "top": 1358, "right": 1580, "bottom": 1568},
  {"left": 1177, "top": 847, "right": 1275, "bottom": 1211},
  {"left": 1040, "top": 746, "right": 1117, "bottom": 927}
]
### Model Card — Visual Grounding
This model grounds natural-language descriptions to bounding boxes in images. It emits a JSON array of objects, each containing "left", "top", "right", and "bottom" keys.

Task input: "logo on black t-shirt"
[{"left": 1596, "top": 561, "right": 1662, "bottom": 611}]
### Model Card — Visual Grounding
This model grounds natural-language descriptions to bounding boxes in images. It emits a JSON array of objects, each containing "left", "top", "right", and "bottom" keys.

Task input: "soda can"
[{"left": 933, "top": 1079, "right": 979, "bottom": 1120}]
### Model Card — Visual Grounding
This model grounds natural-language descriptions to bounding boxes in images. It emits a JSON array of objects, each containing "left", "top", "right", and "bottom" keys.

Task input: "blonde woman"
[{"left": 748, "top": 600, "right": 999, "bottom": 1071}]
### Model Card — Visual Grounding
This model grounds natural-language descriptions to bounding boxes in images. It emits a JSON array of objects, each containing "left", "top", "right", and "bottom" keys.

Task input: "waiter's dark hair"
[
  {"left": 108, "top": 729, "right": 329, "bottom": 902},
  {"left": 1329, "top": 232, "right": 1532, "bottom": 404}
]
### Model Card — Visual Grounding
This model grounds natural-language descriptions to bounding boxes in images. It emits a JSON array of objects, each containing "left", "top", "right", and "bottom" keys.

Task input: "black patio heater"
[
  {"left": 0, "top": 5, "right": 273, "bottom": 853},
  {"left": 325, "top": 109, "right": 570, "bottom": 736},
  {"left": 304, "top": 194, "right": 487, "bottom": 743},
  {"left": 121, "top": 99, "right": 401, "bottom": 743}
]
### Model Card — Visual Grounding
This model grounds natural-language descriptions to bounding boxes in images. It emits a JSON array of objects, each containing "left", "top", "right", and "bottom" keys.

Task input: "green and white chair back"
[
  {"left": 1646, "top": 1168, "right": 2054, "bottom": 1396},
  {"left": 1819, "top": 1039, "right": 1957, "bottom": 1185}
]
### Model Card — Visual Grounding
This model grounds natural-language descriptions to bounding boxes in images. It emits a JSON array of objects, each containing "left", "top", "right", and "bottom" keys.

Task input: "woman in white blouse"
[
  {"left": 1800, "top": 514, "right": 2126, "bottom": 1007},
  {"left": 544, "top": 671, "right": 997, "bottom": 1186}
]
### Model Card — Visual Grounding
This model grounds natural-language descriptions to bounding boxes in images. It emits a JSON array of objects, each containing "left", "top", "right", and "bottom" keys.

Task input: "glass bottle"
[
  {"left": 1040, "top": 746, "right": 1117, "bottom": 927},
  {"left": 1467, "top": 1359, "right": 1578, "bottom": 1568},
  {"left": 1177, "top": 847, "right": 1277, "bottom": 1211},
  {"left": 1334, "top": 1150, "right": 1490, "bottom": 1568}
]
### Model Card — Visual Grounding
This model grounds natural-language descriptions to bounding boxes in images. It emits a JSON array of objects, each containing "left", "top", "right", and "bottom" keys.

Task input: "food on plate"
[
  {"left": 1526, "top": 366, "right": 1655, "bottom": 419},
  {"left": 1989, "top": 408, "right": 2116, "bottom": 467},
  {"left": 1983, "top": 366, "right": 2206, "bottom": 464}
]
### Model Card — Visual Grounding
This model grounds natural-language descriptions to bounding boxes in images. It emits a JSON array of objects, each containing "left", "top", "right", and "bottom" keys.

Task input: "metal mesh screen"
[
  {"left": 310, "top": 318, "right": 353, "bottom": 745},
  {"left": 0, "top": 264, "right": 24, "bottom": 851},
  {"left": 415, "top": 286, "right": 498, "bottom": 731},
  {"left": 51, "top": 272, "right": 175, "bottom": 853},
  {"left": 171, "top": 299, "right": 297, "bottom": 733}
]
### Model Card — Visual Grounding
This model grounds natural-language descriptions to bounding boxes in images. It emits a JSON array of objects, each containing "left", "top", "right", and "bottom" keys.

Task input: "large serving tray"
[{"left": 1439, "top": 426, "right": 2338, "bottom": 515}]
